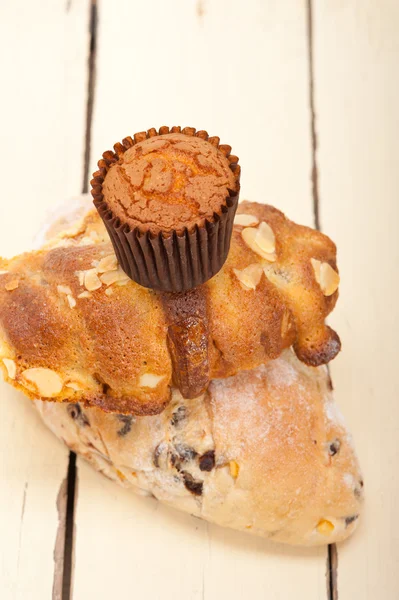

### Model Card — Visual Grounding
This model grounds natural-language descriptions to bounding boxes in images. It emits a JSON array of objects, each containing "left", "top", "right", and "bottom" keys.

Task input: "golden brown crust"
[
  {"left": 0, "top": 201, "right": 341, "bottom": 414},
  {"left": 102, "top": 133, "right": 237, "bottom": 234},
  {"left": 161, "top": 288, "right": 210, "bottom": 399},
  {"left": 294, "top": 325, "right": 341, "bottom": 366},
  {"left": 235, "top": 202, "right": 340, "bottom": 365},
  {"left": 81, "top": 392, "right": 170, "bottom": 416}
]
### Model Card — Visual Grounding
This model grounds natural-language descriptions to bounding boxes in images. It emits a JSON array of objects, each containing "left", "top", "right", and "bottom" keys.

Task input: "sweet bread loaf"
[
  {"left": 35, "top": 350, "right": 363, "bottom": 546},
  {"left": 0, "top": 199, "right": 341, "bottom": 415},
  {"left": 1, "top": 197, "right": 362, "bottom": 546}
]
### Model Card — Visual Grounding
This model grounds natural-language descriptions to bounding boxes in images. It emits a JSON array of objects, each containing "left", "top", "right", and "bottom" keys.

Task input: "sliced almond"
[
  {"left": 310, "top": 258, "right": 321, "bottom": 284},
  {"left": 5, "top": 279, "right": 19, "bottom": 291},
  {"left": 139, "top": 373, "right": 165, "bottom": 389},
  {"left": 65, "top": 381, "right": 84, "bottom": 391},
  {"left": 0, "top": 270, "right": 8, "bottom": 275},
  {"left": 100, "top": 268, "right": 129, "bottom": 286},
  {"left": 57, "top": 284, "right": 72, "bottom": 295},
  {"left": 311, "top": 259, "right": 340, "bottom": 296},
  {"left": 255, "top": 221, "right": 275, "bottom": 254},
  {"left": 79, "top": 236, "right": 94, "bottom": 246},
  {"left": 76, "top": 271, "right": 85, "bottom": 286},
  {"left": 77, "top": 291, "right": 91, "bottom": 299},
  {"left": 105, "top": 287, "right": 114, "bottom": 296},
  {"left": 21, "top": 367, "right": 63, "bottom": 398},
  {"left": 116, "top": 277, "right": 130, "bottom": 286},
  {"left": 2, "top": 358, "right": 16, "bottom": 380},
  {"left": 263, "top": 266, "right": 289, "bottom": 288},
  {"left": 319, "top": 263, "right": 340, "bottom": 296},
  {"left": 242, "top": 227, "right": 276, "bottom": 262},
  {"left": 96, "top": 254, "right": 118, "bottom": 273},
  {"left": 67, "top": 294, "right": 76, "bottom": 309},
  {"left": 234, "top": 213, "right": 259, "bottom": 227},
  {"left": 84, "top": 269, "right": 102, "bottom": 291},
  {"left": 233, "top": 263, "right": 263, "bottom": 290}
]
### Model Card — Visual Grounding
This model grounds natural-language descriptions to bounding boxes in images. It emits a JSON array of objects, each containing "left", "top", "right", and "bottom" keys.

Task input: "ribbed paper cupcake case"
[
  {"left": 91, "top": 126, "right": 240, "bottom": 292},
  {"left": 94, "top": 195, "right": 238, "bottom": 292}
]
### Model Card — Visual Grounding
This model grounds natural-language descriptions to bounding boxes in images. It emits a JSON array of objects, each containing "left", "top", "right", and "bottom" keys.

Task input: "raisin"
[
  {"left": 117, "top": 414, "right": 133, "bottom": 437},
  {"left": 174, "top": 444, "right": 197, "bottom": 462},
  {"left": 345, "top": 515, "right": 359, "bottom": 527},
  {"left": 181, "top": 471, "right": 203, "bottom": 496},
  {"left": 199, "top": 450, "right": 215, "bottom": 471},
  {"left": 171, "top": 406, "right": 187, "bottom": 427},
  {"left": 153, "top": 443, "right": 165, "bottom": 468},
  {"left": 170, "top": 453, "right": 181, "bottom": 469},
  {"left": 67, "top": 403, "right": 90, "bottom": 427},
  {"left": 354, "top": 479, "right": 364, "bottom": 499},
  {"left": 328, "top": 439, "right": 341, "bottom": 456}
]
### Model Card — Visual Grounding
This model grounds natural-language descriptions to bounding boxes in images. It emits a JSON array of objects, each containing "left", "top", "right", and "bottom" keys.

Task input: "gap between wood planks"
[
  {"left": 306, "top": 1, "right": 338, "bottom": 599},
  {"left": 82, "top": 0, "right": 98, "bottom": 195},
  {"left": 53, "top": 2, "right": 99, "bottom": 599}
]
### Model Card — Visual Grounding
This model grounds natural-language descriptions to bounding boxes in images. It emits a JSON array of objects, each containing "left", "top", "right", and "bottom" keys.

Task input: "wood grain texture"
[
  {"left": 3, "top": 0, "right": 397, "bottom": 598},
  {"left": 313, "top": 1, "right": 399, "bottom": 598},
  {"left": 75, "top": 462, "right": 327, "bottom": 600},
  {"left": 89, "top": 0, "right": 314, "bottom": 225},
  {"left": 0, "top": 390, "right": 67, "bottom": 600},
  {"left": 73, "top": 1, "right": 330, "bottom": 599},
  {"left": 0, "top": 1, "right": 89, "bottom": 598},
  {"left": 0, "top": 0, "right": 88, "bottom": 258}
]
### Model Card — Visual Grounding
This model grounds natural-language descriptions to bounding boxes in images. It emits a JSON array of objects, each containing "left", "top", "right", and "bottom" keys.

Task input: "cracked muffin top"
[{"left": 101, "top": 133, "right": 238, "bottom": 234}]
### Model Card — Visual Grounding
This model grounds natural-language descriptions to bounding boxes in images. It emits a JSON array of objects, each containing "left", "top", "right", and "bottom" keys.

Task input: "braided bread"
[{"left": 0, "top": 198, "right": 340, "bottom": 415}]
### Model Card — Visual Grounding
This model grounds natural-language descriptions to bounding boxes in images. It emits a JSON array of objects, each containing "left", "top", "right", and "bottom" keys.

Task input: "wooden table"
[{"left": 1, "top": 1, "right": 398, "bottom": 598}]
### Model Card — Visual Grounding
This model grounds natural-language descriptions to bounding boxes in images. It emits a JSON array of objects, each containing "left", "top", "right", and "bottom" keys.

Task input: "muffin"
[{"left": 91, "top": 126, "right": 240, "bottom": 292}]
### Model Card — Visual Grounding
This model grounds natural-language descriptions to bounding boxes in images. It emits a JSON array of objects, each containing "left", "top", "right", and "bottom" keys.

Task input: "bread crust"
[
  {"left": 34, "top": 350, "right": 363, "bottom": 546},
  {"left": 0, "top": 200, "right": 341, "bottom": 415}
]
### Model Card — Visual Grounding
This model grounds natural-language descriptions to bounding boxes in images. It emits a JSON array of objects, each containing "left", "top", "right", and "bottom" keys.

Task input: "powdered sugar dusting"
[
  {"left": 209, "top": 367, "right": 272, "bottom": 459},
  {"left": 343, "top": 472, "right": 355, "bottom": 489},
  {"left": 208, "top": 355, "right": 315, "bottom": 462},
  {"left": 262, "top": 355, "right": 298, "bottom": 388},
  {"left": 34, "top": 349, "right": 364, "bottom": 545}
]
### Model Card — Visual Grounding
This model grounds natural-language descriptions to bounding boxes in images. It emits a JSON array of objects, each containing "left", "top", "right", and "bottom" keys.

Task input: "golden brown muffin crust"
[{"left": 102, "top": 133, "right": 237, "bottom": 234}]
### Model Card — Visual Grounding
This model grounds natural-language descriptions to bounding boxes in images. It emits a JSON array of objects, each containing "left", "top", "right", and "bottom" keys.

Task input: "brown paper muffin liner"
[{"left": 91, "top": 126, "right": 240, "bottom": 292}]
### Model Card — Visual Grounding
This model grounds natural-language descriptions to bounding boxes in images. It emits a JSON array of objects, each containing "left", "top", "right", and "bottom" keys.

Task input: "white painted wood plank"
[
  {"left": 89, "top": 0, "right": 314, "bottom": 226},
  {"left": 0, "top": 0, "right": 88, "bottom": 258},
  {"left": 0, "top": 1, "right": 89, "bottom": 598},
  {"left": 74, "top": 2, "right": 328, "bottom": 599},
  {"left": 77, "top": 462, "right": 326, "bottom": 600},
  {"left": 313, "top": 2, "right": 399, "bottom": 599}
]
